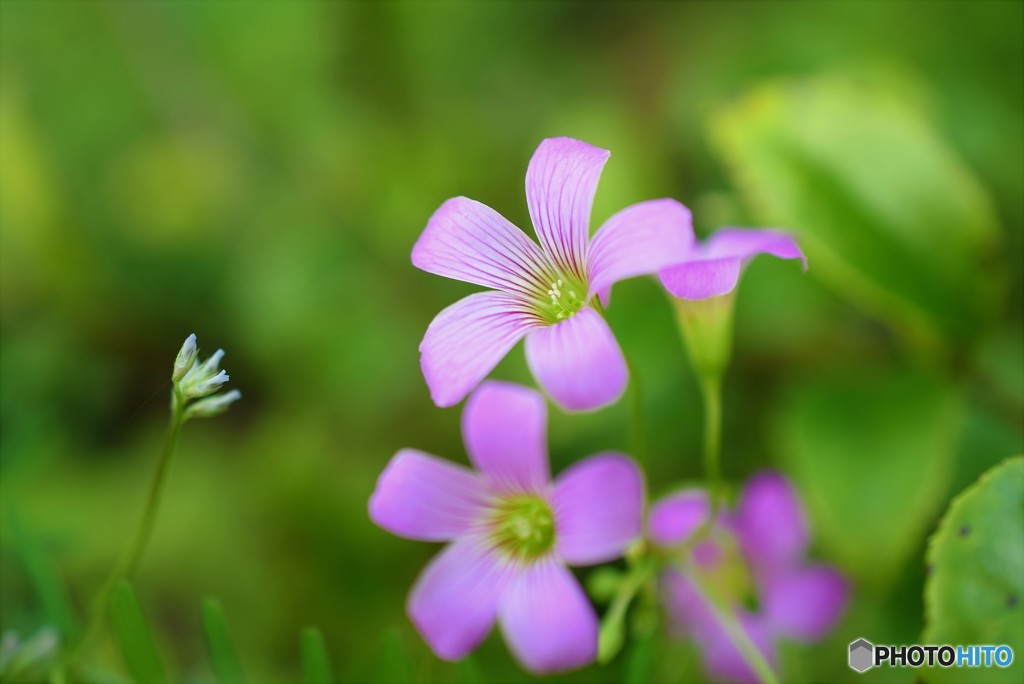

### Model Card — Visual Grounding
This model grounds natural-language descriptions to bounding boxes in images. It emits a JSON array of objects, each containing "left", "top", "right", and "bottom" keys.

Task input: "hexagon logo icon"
[{"left": 849, "top": 638, "right": 874, "bottom": 673}]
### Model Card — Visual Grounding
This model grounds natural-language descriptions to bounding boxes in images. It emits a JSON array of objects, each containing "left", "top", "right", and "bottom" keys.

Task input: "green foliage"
[
  {"left": 201, "top": 598, "right": 248, "bottom": 684},
  {"left": 109, "top": 581, "right": 169, "bottom": 684},
  {"left": 378, "top": 626, "right": 417, "bottom": 684},
  {"left": 777, "top": 370, "right": 963, "bottom": 583},
  {"left": 301, "top": 627, "right": 335, "bottom": 684},
  {"left": 709, "top": 76, "right": 1004, "bottom": 353},
  {"left": 922, "top": 457, "right": 1024, "bottom": 684}
]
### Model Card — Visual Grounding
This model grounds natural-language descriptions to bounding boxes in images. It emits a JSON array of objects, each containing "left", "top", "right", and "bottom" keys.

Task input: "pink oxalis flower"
[
  {"left": 369, "top": 381, "right": 644, "bottom": 673},
  {"left": 413, "top": 137, "right": 693, "bottom": 411},
  {"left": 648, "top": 472, "right": 847, "bottom": 682},
  {"left": 660, "top": 228, "right": 806, "bottom": 300}
]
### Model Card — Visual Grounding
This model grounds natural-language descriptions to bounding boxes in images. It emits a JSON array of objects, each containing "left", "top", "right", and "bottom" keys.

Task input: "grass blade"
[
  {"left": 300, "top": 627, "right": 334, "bottom": 684},
  {"left": 109, "top": 581, "right": 168, "bottom": 684},
  {"left": 201, "top": 598, "right": 247, "bottom": 684}
]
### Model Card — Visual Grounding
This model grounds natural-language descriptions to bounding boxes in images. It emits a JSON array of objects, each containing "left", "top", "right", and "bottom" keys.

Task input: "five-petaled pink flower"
[
  {"left": 369, "top": 381, "right": 645, "bottom": 673},
  {"left": 659, "top": 228, "right": 806, "bottom": 300},
  {"left": 648, "top": 472, "right": 847, "bottom": 682},
  {"left": 413, "top": 137, "right": 693, "bottom": 411}
]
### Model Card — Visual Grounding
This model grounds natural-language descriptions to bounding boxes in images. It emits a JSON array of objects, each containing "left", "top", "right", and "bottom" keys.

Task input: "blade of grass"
[
  {"left": 109, "top": 581, "right": 168, "bottom": 684},
  {"left": 300, "top": 627, "right": 334, "bottom": 684},
  {"left": 201, "top": 598, "right": 247, "bottom": 684}
]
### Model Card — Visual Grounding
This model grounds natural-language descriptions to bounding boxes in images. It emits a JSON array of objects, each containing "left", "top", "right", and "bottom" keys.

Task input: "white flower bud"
[
  {"left": 185, "top": 389, "right": 241, "bottom": 419},
  {"left": 172, "top": 333, "right": 198, "bottom": 382},
  {"left": 187, "top": 369, "right": 229, "bottom": 399}
]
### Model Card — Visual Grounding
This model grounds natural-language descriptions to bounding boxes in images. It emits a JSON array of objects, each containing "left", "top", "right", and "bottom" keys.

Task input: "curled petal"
[
  {"left": 524, "top": 307, "right": 627, "bottom": 411},
  {"left": 660, "top": 228, "right": 805, "bottom": 300},
  {"left": 526, "top": 137, "right": 609, "bottom": 279},
  {"left": 408, "top": 537, "right": 514, "bottom": 660},
  {"left": 420, "top": 292, "right": 542, "bottom": 408},
  {"left": 587, "top": 199, "right": 694, "bottom": 304},
  {"left": 648, "top": 489, "right": 711, "bottom": 547},
  {"left": 369, "top": 449, "right": 488, "bottom": 541},
  {"left": 499, "top": 558, "right": 598, "bottom": 674},
  {"left": 412, "top": 197, "right": 555, "bottom": 297},
  {"left": 553, "top": 453, "right": 643, "bottom": 565},
  {"left": 731, "top": 471, "right": 809, "bottom": 572},
  {"left": 462, "top": 381, "right": 550, "bottom": 494},
  {"left": 762, "top": 565, "right": 848, "bottom": 641}
]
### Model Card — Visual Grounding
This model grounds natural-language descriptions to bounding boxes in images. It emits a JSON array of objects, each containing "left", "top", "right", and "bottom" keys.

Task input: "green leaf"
[
  {"left": 922, "top": 456, "right": 1024, "bottom": 684},
  {"left": 201, "top": 598, "right": 247, "bottom": 684},
  {"left": 109, "top": 581, "right": 169, "bottom": 684},
  {"left": 378, "top": 626, "right": 416, "bottom": 683},
  {"left": 300, "top": 627, "right": 334, "bottom": 684},
  {"left": 708, "top": 76, "right": 1003, "bottom": 353},
  {"left": 4, "top": 506, "right": 76, "bottom": 639},
  {"left": 456, "top": 655, "right": 483, "bottom": 684},
  {"left": 776, "top": 369, "right": 962, "bottom": 583}
]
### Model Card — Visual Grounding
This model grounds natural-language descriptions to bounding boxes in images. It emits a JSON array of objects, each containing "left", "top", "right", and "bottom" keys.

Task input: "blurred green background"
[{"left": 1, "top": 1, "right": 1021, "bottom": 682}]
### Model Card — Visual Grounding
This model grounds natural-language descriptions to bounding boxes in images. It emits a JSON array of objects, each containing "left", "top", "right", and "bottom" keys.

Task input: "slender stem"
[
  {"left": 68, "top": 392, "right": 185, "bottom": 668},
  {"left": 699, "top": 373, "right": 723, "bottom": 519},
  {"left": 680, "top": 563, "right": 779, "bottom": 684}
]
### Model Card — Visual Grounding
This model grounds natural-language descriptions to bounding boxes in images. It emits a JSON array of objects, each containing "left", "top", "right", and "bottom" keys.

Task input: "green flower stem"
[
  {"left": 626, "top": 355, "right": 648, "bottom": 472},
  {"left": 69, "top": 390, "right": 186, "bottom": 667},
  {"left": 699, "top": 373, "right": 723, "bottom": 519},
  {"left": 598, "top": 548, "right": 656, "bottom": 664},
  {"left": 680, "top": 562, "right": 779, "bottom": 684}
]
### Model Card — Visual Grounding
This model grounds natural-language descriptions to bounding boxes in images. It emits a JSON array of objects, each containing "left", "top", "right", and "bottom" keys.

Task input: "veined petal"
[
  {"left": 525, "top": 137, "right": 609, "bottom": 280},
  {"left": 731, "top": 471, "right": 809, "bottom": 572},
  {"left": 762, "top": 565, "right": 848, "bottom": 641},
  {"left": 408, "top": 537, "right": 514, "bottom": 661},
  {"left": 660, "top": 228, "right": 805, "bottom": 300},
  {"left": 412, "top": 197, "right": 556, "bottom": 297},
  {"left": 648, "top": 489, "right": 711, "bottom": 547},
  {"left": 587, "top": 199, "right": 694, "bottom": 304},
  {"left": 524, "top": 307, "right": 627, "bottom": 411},
  {"left": 369, "top": 449, "right": 488, "bottom": 541},
  {"left": 499, "top": 557, "right": 597, "bottom": 674},
  {"left": 462, "top": 381, "right": 550, "bottom": 494},
  {"left": 553, "top": 453, "right": 643, "bottom": 565},
  {"left": 420, "top": 292, "right": 543, "bottom": 408}
]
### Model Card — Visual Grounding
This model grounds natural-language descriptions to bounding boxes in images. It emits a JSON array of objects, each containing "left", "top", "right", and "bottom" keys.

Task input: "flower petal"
[
  {"left": 369, "top": 449, "right": 488, "bottom": 541},
  {"left": 524, "top": 307, "right": 627, "bottom": 411},
  {"left": 525, "top": 137, "right": 609, "bottom": 279},
  {"left": 408, "top": 537, "right": 513, "bottom": 661},
  {"left": 412, "top": 197, "right": 556, "bottom": 297},
  {"left": 553, "top": 453, "right": 643, "bottom": 565},
  {"left": 730, "top": 471, "right": 809, "bottom": 571},
  {"left": 587, "top": 199, "right": 694, "bottom": 303},
  {"left": 762, "top": 565, "right": 848, "bottom": 641},
  {"left": 462, "top": 381, "right": 550, "bottom": 494},
  {"left": 420, "top": 291, "right": 542, "bottom": 408},
  {"left": 660, "top": 228, "right": 805, "bottom": 300},
  {"left": 648, "top": 489, "right": 711, "bottom": 547},
  {"left": 499, "top": 558, "right": 597, "bottom": 674}
]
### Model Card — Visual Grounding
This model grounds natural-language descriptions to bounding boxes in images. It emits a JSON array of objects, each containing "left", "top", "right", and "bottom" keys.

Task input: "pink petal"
[
  {"left": 462, "top": 381, "right": 550, "bottom": 494},
  {"left": 730, "top": 471, "right": 809, "bottom": 572},
  {"left": 762, "top": 565, "right": 848, "bottom": 641},
  {"left": 525, "top": 137, "right": 609, "bottom": 279},
  {"left": 524, "top": 307, "right": 627, "bottom": 411},
  {"left": 369, "top": 449, "right": 488, "bottom": 541},
  {"left": 420, "top": 291, "right": 542, "bottom": 408},
  {"left": 553, "top": 453, "right": 643, "bottom": 565},
  {"left": 587, "top": 199, "right": 695, "bottom": 304},
  {"left": 648, "top": 490, "right": 711, "bottom": 547},
  {"left": 499, "top": 558, "right": 597, "bottom": 674},
  {"left": 412, "top": 197, "right": 556, "bottom": 297},
  {"left": 660, "top": 228, "right": 805, "bottom": 300},
  {"left": 407, "top": 537, "right": 514, "bottom": 661}
]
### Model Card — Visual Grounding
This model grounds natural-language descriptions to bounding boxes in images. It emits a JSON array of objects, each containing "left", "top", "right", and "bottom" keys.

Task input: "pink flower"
[
  {"left": 369, "top": 381, "right": 645, "bottom": 674},
  {"left": 649, "top": 472, "right": 847, "bottom": 683},
  {"left": 659, "top": 228, "right": 806, "bottom": 300},
  {"left": 413, "top": 137, "right": 693, "bottom": 411}
]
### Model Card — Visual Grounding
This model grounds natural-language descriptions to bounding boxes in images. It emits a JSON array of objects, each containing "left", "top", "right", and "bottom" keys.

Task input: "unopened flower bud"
[
  {"left": 172, "top": 333, "right": 198, "bottom": 382},
  {"left": 185, "top": 389, "right": 241, "bottom": 420},
  {"left": 188, "top": 370, "right": 229, "bottom": 399}
]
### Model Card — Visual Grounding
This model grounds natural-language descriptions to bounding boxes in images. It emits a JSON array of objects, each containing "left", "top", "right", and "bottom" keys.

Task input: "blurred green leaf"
[
  {"left": 922, "top": 456, "right": 1024, "bottom": 684},
  {"left": 109, "top": 581, "right": 169, "bottom": 684},
  {"left": 624, "top": 633, "right": 657, "bottom": 684},
  {"left": 777, "top": 369, "right": 963, "bottom": 582},
  {"left": 709, "top": 76, "right": 1003, "bottom": 352},
  {"left": 456, "top": 655, "right": 483, "bottom": 684},
  {"left": 4, "top": 506, "right": 75, "bottom": 639},
  {"left": 300, "top": 627, "right": 335, "bottom": 684},
  {"left": 378, "top": 626, "right": 416, "bottom": 683},
  {"left": 201, "top": 598, "right": 247, "bottom": 684}
]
